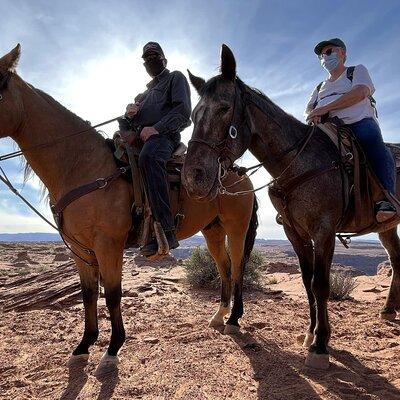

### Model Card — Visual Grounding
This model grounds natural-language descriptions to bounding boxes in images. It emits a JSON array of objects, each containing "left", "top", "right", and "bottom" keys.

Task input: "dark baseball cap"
[
  {"left": 314, "top": 38, "right": 346, "bottom": 55},
  {"left": 142, "top": 42, "right": 165, "bottom": 58}
]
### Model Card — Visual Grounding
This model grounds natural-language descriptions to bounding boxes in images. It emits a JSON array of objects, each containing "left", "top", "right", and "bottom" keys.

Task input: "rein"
[{"left": 0, "top": 115, "right": 123, "bottom": 161}]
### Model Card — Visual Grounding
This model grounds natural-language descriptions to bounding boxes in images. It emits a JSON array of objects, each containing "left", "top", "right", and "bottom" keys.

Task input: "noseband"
[{"left": 188, "top": 81, "right": 250, "bottom": 166}]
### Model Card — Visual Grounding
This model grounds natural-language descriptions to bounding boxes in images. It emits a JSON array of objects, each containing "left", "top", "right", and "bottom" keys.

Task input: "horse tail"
[{"left": 242, "top": 195, "right": 259, "bottom": 267}]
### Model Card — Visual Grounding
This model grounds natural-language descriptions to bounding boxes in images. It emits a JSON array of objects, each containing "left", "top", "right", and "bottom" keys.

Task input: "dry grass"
[
  {"left": 184, "top": 246, "right": 263, "bottom": 288},
  {"left": 329, "top": 270, "right": 357, "bottom": 300}
]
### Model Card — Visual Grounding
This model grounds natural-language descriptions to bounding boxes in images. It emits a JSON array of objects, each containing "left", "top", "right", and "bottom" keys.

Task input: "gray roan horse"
[{"left": 182, "top": 44, "right": 400, "bottom": 369}]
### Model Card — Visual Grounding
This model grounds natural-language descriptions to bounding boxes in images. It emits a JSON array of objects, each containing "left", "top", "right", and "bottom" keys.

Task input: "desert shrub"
[
  {"left": 266, "top": 275, "right": 279, "bottom": 285},
  {"left": 184, "top": 246, "right": 263, "bottom": 288},
  {"left": 329, "top": 271, "right": 357, "bottom": 300}
]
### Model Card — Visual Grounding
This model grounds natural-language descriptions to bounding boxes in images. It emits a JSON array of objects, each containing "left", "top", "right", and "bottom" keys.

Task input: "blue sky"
[{"left": 0, "top": 0, "right": 399, "bottom": 238}]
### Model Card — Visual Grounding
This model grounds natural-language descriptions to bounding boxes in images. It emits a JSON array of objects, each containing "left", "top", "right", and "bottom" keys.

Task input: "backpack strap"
[
  {"left": 346, "top": 66, "right": 355, "bottom": 82},
  {"left": 312, "top": 81, "right": 323, "bottom": 109},
  {"left": 347, "top": 65, "right": 378, "bottom": 118}
]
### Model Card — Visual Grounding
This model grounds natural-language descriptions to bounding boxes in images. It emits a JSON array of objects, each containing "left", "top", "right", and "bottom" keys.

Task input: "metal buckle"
[
  {"left": 345, "top": 152, "right": 353, "bottom": 161},
  {"left": 0, "top": 94, "right": 3, "bottom": 101},
  {"left": 96, "top": 178, "right": 108, "bottom": 189},
  {"left": 229, "top": 125, "right": 238, "bottom": 139}
]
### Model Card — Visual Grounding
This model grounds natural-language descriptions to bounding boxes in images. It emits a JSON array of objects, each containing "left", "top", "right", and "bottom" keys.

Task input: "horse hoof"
[
  {"left": 380, "top": 311, "right": 397, "bottom": 321},
  {"left": 209, "top": 318, "right": 225, "bottom": 328},
  {"left": 67, "top": 353, "right": 89, "bottom": 366},
  {"left": 224, "top": 324, "right": 240, "bottom": 335},
  {"left": 305, "top": 352, "right": 330, "bottom": 370},
  {"left": 94, "top": 352, "right": 119, "bottom": 376}
]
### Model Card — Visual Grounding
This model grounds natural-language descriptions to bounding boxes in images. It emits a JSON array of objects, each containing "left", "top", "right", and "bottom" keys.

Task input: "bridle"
[
  {"left": 187, "top": 81, "right": 251, "bottom": 167},
  {"left": 0, "top": 71, "right": 11, "bottom": 101},
  {"left": 187, "top": 77, "right": 319, "bottom": 197}
]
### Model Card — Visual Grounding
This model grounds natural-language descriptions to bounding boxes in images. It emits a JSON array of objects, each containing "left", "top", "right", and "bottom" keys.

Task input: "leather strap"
[
  {"left": 52, "top": 167, "right": 129, "bottom": 215},
  {"left": 125, "top": 145, "right": 144, "bottom": 211},
  {"left": 270, "top": 163, "right": 340, "bottom": 199}
]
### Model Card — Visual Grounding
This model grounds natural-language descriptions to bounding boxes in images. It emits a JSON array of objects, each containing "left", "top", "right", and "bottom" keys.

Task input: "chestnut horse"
[
  {"left": 0, "top": 45, "right": 257, "bottom": 372},
  {"left": 183, "top": 44, "right": 400, "bottom": 369}
]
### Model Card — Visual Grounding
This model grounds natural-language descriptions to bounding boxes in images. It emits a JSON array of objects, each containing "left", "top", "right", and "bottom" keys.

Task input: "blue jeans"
[{"left": 347, "top": 118, "right": 396, "bottom": 195}]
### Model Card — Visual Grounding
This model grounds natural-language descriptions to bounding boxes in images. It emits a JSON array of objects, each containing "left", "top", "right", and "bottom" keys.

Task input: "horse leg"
[
  {"left": 93, "top": 237, "right": 125, "bottom": 373},
  {"left": 379, "top": 227, "right": 400, "bottom": 321},
  {"left": 69, "top": 258, "right": 99, "bottom": 364},
  {"left": 224, "top": 233, "right": 245, "bottom": 334},
  {"left": 305, "top": 229, "right": 335, "bottom": 370},
  {"left": 283, "top": 224, "right": 315, "bottom": 348},
  {"left": 202, "top": 223, "right": 231, "bottom": 327}
]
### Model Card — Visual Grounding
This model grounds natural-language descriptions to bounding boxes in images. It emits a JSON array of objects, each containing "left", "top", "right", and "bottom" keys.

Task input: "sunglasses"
[{"left": 318, "top": 48, "right": 336, "bottom": 59}]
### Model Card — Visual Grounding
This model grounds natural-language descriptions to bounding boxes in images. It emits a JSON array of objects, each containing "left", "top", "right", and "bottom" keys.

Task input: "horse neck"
[
  {"left": 11, "top": 78, "right": 110, "bottom": 199},
  {"left": 247, "top": 102, "right": 310, "bottom": 178}
]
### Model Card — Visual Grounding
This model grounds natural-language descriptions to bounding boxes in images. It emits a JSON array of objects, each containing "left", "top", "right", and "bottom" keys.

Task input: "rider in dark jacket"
[{"left": 120, "top": 42, "right": 191, "bottom": 256}]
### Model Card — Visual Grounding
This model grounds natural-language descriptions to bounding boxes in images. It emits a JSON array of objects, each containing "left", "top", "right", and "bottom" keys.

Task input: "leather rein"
[{"left": 0, "top": 71, "right": 127, "bottom": 266}]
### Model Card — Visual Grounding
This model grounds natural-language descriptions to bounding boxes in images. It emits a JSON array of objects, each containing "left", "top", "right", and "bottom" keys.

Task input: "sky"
[{"left": 0, "top": 0, "right": 399, "bottom": 239}]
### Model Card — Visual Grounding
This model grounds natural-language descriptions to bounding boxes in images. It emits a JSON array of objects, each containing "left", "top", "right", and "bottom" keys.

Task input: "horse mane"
[
  {"left": 18, "top": 79, "right": 104, "bottom": 199},
  {"left": 201, "top": 75, "right": 307, "bottom": 132}
]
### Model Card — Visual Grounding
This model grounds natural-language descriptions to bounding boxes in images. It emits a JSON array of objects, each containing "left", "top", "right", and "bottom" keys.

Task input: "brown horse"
[
  {"left": 0, "top": 45, "right": 258, "bottom": 372},
  {"left": 183, "top": 44, "right": 400, "bottom": 369}
]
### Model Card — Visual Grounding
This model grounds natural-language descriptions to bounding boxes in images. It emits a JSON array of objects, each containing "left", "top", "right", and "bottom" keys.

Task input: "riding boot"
[
  {"left": 376, "top": 201, "right": 397, "bottom": 223},
  {"left": 140, "top": 229, "right": 179, "bottom": 257}
]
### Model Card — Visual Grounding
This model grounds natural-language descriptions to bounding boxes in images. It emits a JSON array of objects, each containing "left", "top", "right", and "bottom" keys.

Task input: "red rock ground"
[{"left": 0, "top": 242, "right": 399, "bottom": 399}]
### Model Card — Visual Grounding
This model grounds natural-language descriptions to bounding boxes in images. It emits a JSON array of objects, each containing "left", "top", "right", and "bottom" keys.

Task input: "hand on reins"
[
  {"left": 140, "top": 126, "right": 159, "bottom": 142},
  {"left": 306, "top": 106, "right": 328, "bottom": 125},
  {"left": 307, "top": 115, "right": 322, "bottom": 125},
  {"left": 125, "top": 102, "right": 140, "bottom": 118}
]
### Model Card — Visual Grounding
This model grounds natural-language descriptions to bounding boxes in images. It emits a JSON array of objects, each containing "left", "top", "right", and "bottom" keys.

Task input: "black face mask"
[{"left": 144, "top": 58, "right": 165, "bottom": 77}]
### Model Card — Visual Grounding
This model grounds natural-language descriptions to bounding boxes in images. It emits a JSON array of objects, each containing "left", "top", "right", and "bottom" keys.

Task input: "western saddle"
[{"left": 107, "top": 131, "right": 187, "bottom": 254}]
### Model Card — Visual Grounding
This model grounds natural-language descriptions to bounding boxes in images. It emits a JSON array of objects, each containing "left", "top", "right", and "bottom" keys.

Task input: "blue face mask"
[{"left": 320, "top": 52, "right": 340, "bottom": 72}]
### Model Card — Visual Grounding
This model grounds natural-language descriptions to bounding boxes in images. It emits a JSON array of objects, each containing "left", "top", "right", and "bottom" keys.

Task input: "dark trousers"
[
  {"left": 138, "top": 134, "right": 178, "bottom": 232},
  {"left": 347, "top": 117, "right": 396, "bottom": 195}
]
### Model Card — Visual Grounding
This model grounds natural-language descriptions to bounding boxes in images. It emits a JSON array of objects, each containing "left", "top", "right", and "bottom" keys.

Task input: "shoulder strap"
[
  {"left": 312, "top": 82, "right": 323, "bottom": 109},
  {"left": 347, "top": 65, "right": 378, "bottom": 117},
  {"left": 346, "top": 66, "right": 355, "bottom": 82}
]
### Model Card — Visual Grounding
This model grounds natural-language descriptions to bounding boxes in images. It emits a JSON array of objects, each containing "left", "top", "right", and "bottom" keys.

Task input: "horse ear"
[
  {"left": 187, "top": 69, "right": 206, "bottom": 94},
  {"left": 0, "top": 44, "right": 21, "bottom": 73},
  {"left": 220, "top": 44, "right": 236, "bottom": 81}
]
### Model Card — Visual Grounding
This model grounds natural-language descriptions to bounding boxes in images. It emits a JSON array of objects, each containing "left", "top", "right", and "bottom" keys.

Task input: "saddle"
[
  {"left": 107, "top": 131, "right": 187, "bottom": 253},
  {"left": 317, "top": 121, "right": 400, "bottom": 237}
]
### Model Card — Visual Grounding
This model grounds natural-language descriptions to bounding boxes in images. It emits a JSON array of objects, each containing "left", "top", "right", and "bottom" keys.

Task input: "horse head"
[{"left": 183, "top": 44, "right": 252, "bottom": 201}]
